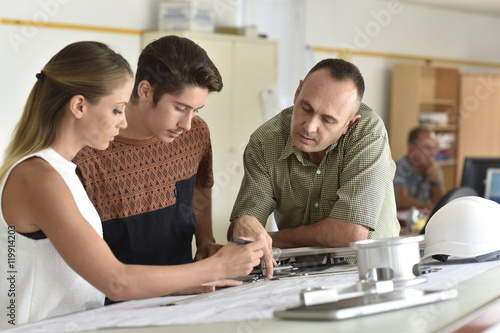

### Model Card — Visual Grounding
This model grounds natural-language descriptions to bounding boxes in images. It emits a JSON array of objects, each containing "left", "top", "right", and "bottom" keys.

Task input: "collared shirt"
[
  {"left": 230, "top": 104, "right": 400, "bottom": 240},
  {"left": 393, "top": 155, "right": 444, "bottom": 204}
]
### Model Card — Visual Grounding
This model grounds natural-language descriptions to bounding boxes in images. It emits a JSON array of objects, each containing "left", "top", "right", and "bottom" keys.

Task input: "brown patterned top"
[{"left": 74, "top": 116, "right": 214, "bottom": 222}]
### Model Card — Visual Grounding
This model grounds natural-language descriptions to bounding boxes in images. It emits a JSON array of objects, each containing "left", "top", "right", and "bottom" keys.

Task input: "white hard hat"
[{"left": 423, "top": 196, "right": 500, "bottom": 262}]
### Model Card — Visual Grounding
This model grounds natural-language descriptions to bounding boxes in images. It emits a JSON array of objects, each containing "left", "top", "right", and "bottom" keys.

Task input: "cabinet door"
[
  {"left": 389, "top": 64, "right": 460, "bottom": 189},
  {"left": 389, "top": 64, "right": 420, "bottom": 160},
  {"left": 229, "top": 39, "right": 278, "bottom": 199},
  {"left": 190, "top": 38, "right": 234, "bottom": 159},
  {"left": 232, "top": 40, "right": 277, "bottom": 145},
  {"left": 456, "top": 73, "right": 500, "bottom": 184},
  {"left": 186, "top": 38, "right": 236, "bottom": 243},
  {"left": 193, "top": 37, "right": 278, "bottom": 242}
]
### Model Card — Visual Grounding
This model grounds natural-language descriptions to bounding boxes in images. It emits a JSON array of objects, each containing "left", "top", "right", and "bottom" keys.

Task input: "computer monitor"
[
  {"left": 484, "top": 168, "right": 500, "bottom": 204},
  {"left": 461, "top": 157, "right": 500, "bottom": 197}
]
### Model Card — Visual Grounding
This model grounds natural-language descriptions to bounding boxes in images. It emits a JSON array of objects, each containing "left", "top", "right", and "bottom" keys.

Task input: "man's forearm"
[
  {"left": 195, "top": 215, "right": 217, "bottom": 250},
  {"left": 395, "top": 188, "right": 429, "bottom": 210},
  {"left": 193, "top": 185, "right": 216, "bottom": 246},
  {"left": 271, "top": 217, "right": 369, "bottom": 248},
  {"left": 430, "top": 183, "right": 445, "bottom": 208},
  {"left": 397, "top": 197, "right": 429, "bottom": 210}
]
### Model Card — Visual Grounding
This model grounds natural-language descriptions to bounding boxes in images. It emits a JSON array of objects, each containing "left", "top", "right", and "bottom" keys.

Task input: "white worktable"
[{"left": 8, "top": 259, "right": 500, "bottom": 333}]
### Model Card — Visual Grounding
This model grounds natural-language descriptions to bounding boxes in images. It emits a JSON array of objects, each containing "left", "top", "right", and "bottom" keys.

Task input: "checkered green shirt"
[{"left": 230, "top": 103, "right": 400, "bottom": 240}]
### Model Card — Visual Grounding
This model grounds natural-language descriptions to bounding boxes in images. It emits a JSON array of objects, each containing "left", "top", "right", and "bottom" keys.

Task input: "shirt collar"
[
  {"left": 279, "top": 135, "right": 339, "bottom": 165},
  {"left": 279, "top": 135, "right": 296, "bottom": 161}
]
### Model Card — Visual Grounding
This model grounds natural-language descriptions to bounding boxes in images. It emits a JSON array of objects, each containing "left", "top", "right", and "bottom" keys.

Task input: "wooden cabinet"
[
  {"left": 142, "top": 31, "right": 278, "bottom": 243},
  {"left": 389, "top": 64, "right": 460, "bottom": 190},
  {"left": 456, "top": 73, "right": 500, "bottom": 185}
]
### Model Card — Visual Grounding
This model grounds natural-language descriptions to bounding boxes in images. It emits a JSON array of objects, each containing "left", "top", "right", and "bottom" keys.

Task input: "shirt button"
[
  {"left": 314, "top": 202, "right": 319, "bottom": 208},
  {"left": 317, "top": 170, "right": 321, "bottom": 175}
]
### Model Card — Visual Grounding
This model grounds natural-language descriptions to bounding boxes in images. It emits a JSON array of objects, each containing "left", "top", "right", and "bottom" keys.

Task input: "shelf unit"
[
  {"left": 389, "top": 64, "right": 460, "bottom": 190},
  {"left": 456, "top": 73, "right": 500, "bottom": 185}
]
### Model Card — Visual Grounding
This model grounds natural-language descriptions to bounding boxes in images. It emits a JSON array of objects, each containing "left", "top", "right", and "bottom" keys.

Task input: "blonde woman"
[{"left": 0, "top": 41, "right": 263, "bottom": 329}]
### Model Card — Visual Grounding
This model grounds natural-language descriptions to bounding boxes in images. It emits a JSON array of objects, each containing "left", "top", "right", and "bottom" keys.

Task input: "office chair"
[{"left": 420, "top": 186, "right": 478, "bottom": 234}]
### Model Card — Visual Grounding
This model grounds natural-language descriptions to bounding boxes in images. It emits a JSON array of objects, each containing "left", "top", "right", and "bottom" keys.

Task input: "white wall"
[
  {"left": 244, "top": 0, "right": 307, "bottom": 109},
  {"left": 0, "top": 0, "right": 163, "bottom": 159},
  {"left": 245, "top": 0, "right": 500, "bottom": 130},
  {"left": 3, "top": 0, "right": 500, "bottom": 163}
]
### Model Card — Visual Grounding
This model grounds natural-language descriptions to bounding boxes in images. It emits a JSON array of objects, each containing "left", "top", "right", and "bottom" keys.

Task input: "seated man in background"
[
  {"left": 228, "top": 58, "right": 401, "bottom": 278},
  {"left": 393, "top": 126, "right": 445, "bottom": 211},
  {"left": 74, "top": 36, "right": 224, "bottom": 287}
]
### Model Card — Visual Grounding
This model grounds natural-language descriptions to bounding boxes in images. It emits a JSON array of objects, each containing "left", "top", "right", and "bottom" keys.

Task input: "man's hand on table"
[{"left": 229, "top": 215, "right": 276, "bottom": 279}]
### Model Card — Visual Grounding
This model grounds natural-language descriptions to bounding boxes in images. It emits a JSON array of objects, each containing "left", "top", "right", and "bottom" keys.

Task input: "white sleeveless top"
[{"left": 0, "top": 148, "right": 104, "bottom": 330}]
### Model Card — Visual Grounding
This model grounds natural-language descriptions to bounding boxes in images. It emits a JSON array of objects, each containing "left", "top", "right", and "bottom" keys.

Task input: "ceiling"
[{"left": 398, "top": 0, "right": 500, "bottom": 17}]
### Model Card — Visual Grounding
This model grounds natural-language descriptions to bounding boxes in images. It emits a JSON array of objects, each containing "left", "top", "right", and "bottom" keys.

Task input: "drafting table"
[{"left": 10, "top": 258, "right": 500, "bottom": 333}]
